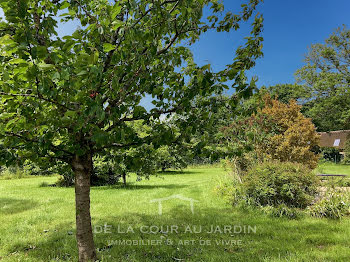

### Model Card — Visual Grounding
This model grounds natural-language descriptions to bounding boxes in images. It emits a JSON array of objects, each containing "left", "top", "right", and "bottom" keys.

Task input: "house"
[{"left": 318, "top": 130, "right": 350, "bottom": 152}]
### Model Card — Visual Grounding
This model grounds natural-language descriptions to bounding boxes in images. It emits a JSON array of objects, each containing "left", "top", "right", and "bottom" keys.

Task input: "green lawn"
[
  {"left": 316, "top": 162, "right": 350, "bottom": 176},
  {"left": 1, "top": 166, "right": 350, "bottom": 261}
]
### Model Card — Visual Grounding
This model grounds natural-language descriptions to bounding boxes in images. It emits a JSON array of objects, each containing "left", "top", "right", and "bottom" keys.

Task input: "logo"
[{"left": 150, "top": 194, "right": 199, "bottom": 215}]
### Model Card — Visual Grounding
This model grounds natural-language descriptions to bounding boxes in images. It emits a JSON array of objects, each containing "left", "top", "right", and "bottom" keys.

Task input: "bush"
[
  {"left": 321, "top": 147, "right": 342, "bottom": 163},
  {"left": 55, "top": 174, "right": 75, "bottom": 187},
  {"left": 215, "top": 174, "right": 244, "bottom": 204},
  {"left": 91, "top": 156, "right": 122, "bottom": 186},
  {"left": 261, "top": 204, "right": 303, "bottom": 219},
  {"left": 242, "top": 161, "right": 319, "bottom": 208},
  {"left": 155, "top": 145, "right": 191, "bottom": 172},
  {"left": 52, "top": 164, "right": 75, "bottom": 187},
  {"left": 343, "top": 138, "right": 350, "bottom": 164},
  {"left": 0, "top": 166, "right": 30, "bottom": 179},
  {"left": 22, "top": 160, "right": 54, "bottom": 176},
  {"left": 260, "top": 96, "right": 320, "bottom": 169},
  {"left": 54, "top": 156, "right": 123, "bottom": 187},
  {"left": 223, "top": 153, "right": 261, "bottom": 183},
  {"left": 221, "top": 95, "right": 320, "bottom": 170},
  {"left": 307, "top": 189, "right": 350, "bottom": 219}
]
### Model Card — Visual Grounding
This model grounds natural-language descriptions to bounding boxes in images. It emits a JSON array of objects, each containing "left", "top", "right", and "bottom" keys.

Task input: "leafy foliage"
[
  {"left": 91, "top": 156, "right": 124, "bottom": 186},
  {"left": 222, "top": 94, "right": 320, "bottom": 169},
  {"left": 260, "top": 96, "right": 320, "bottom": 169},
  {"left": 0, "top": 0, "right": 264, "bottom": 169},
  {"left": 267, "top": 84, "right": 307, "bottom": 104},
  {"left": 261, "top": 204, "right": 303, "bottom": 219},
  {"left": 343, "top": 137, "right": 350, "bottom": 164},
  {"left": 321, "top": 147, "right": 343, "bottom": 163},
  {"left": 155, "top": 145, "right": 191, "bottom": 172},
  {"left": 307, "top": 189, "right": 350, "bottom": 219},
  {"left": 0, "top": 165, "right": 30, "bottom": 179},
  {"left": 242, "top": 161, "right": 319, "bottom": 208}
]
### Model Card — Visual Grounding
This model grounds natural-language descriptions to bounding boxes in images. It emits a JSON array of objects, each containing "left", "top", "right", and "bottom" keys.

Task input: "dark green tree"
[
  {"left": 295, "top": 25, "right": 350, "bottom": 131},
  {"left": 267, "top": 83, "right": 307, "bottom": 104},
  {"left": 0, "top": 0, "right": 263, "bottom": 260}
]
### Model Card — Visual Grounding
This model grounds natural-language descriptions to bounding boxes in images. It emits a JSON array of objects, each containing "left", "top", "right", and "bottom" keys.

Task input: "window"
[{"left": 334, "top": 139, "right": 341, "bottom": 147}]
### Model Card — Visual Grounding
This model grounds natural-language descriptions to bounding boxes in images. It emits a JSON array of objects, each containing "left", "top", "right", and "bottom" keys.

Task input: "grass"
[
  {"left": 0, "top": 165, "right": 350, "bottom": 261},
  {"left": 316, "top": 162, "right": 350, "bottom": 176},
  {"left": 315, "top": 162, "right": 350, "bottom": 187},
  {"left": 0, "top": 167, "right": 32, "bottom": 180}
]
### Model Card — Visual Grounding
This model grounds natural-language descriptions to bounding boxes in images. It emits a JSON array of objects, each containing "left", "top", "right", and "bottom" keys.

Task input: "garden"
[
  {"left": 0, "top": 0, "right": 350, "bottom": 261},
  {"left": 1, "top": 163, "right": 350, "bottom": 262}
]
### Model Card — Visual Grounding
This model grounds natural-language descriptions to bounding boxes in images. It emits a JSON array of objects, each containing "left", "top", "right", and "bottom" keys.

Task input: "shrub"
[
  {"left": 260, "top": 96, "right": 320, "bottom": 169},
  {"left": 261, "top": 204, "right": 303, "bottom": 219},
  {"left": 242, "top": 161, "right": 319, "bottom": 208},
  {"left": 0, "top": 166, "right": 29, "bottom": 179},
  {"left": 22, "top": 160, "right": 54, "bottom": 176},
  {"left": 55, "top": 174, "right": 75, "bottom": 187},
  {"left": 91, "top": 156, "right": 122, "bottom": 186},
  {"left": 307, "top": 189, "right": 350, "bottom": 219},
  {"left": 221, "top": 95, "right": 320, "bottom": 170},
  {"left": 343, "top": 138, "right": 350, "bottom": 164},
  {"left": 321, "top": 147, "right": 342, "bottom": 163},
  {"left": 54, "top": 156, "right": 123, "bottom": 187},
  {"left": 155, "top": 145, "right": 191, "bottom": 172},
  {"left": 215, "top": 174, "right": 244, "bottom": 204},
  {"left": 221, "top": 153, "right": 261, "bottom": 183}
]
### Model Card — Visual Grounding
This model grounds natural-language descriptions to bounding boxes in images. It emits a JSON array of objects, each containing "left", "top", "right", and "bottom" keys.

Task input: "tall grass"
[{"left": 0, "top": 166, "right": 31, "bottom": 180}]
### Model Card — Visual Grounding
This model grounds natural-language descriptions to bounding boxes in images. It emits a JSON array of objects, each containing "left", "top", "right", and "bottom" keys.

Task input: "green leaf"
[
  {"left": 9, "top": 58, "right": 26, "bottom": 64},
  {"left": 111, "top": 20, "right": 124, "bottom": 31},
  {"left": 77, "top": 70, "right": 88, "bottom": 76},
  {"left": 89, "top": 51, "right": 99, "bottom": 64},
  {"left": 103, "top": 43, "right": 115, "bottom": 53},
  {"left": 60, "top": 1, "right": 70, "bottom": 10},
  {"left": 38, "top": 63, "right": 55, "bottom": 70},
  {"left": 0, "top": 35, "right": 15, "bottom": 46},
  {"left": 53, "top": 71, "right": 60, "bottom": 80},
  {"left": 64, "top": 111, "right": 77, "bottom": 118},
  {"left": 133, "top": 106, "right": 146, "bottom": 117},
  {"left": 112, "top": 5, "right": 122, "bottom": 18}
]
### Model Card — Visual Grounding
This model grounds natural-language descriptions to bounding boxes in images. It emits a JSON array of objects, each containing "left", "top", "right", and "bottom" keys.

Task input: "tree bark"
[
  {"left": 122, "top": 171, "right": 127, "bottom": 187},
  {"left": 71, "top": 154, "right": 97, "bottom": 262}
]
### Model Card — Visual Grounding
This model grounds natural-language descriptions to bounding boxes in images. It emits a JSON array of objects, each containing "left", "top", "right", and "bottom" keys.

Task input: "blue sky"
[{"left": 192, "top": 0, "right": 350, "bottom": 88}]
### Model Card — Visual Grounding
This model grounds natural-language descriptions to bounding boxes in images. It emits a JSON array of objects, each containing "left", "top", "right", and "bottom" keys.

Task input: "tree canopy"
[{"left": 0, "top": 0, "right": 263, "bottom": 167}]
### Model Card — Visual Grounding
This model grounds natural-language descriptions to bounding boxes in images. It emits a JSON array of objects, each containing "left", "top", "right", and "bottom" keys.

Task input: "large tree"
[
  {"left": 0, "top": 0, "right": 263, "bottom": 261},
  {"left": 295, "top": 25, "right": 350, "bottom": 131},
  {"left": 221, "top": 95, "right": 319, "bottom": 171},
  {"left": 267, "top": 26, "right": 350, "bottom": 132}
]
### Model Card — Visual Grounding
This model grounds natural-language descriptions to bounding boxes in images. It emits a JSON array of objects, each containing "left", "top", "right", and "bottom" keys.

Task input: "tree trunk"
[
  {"left": 122, "top": 171, "right": 127, "bottom": 187},
  {"left": 71, "top": 154, "right": 97, "bottom": 262}
]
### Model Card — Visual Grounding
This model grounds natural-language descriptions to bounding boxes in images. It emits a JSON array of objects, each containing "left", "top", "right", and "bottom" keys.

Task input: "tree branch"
[{"left": 5, "top": 131, "right": 74, "bottom": 157}]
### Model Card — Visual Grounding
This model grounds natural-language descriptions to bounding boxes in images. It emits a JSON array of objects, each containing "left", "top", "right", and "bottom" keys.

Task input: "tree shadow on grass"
[
  {"left": 157, "top": 170, "right": 200, "bottom": 175},
  {"left": 0, "top": 198, "right": 38, "bottom": 215},
  {"left": 3, "top": 222, "right": 78, "bottom": 262},
  {"left": 9, "top": 205, "right": 350, "bottom": 262},
  {"left": 91, "top": 184, "right": 189, "bottom": 191}
]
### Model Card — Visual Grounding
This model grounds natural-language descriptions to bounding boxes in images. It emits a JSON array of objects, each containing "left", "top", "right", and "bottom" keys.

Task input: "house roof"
[{"left": 318, "top": 130, "right": 350, "bottom": 150}]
